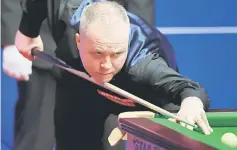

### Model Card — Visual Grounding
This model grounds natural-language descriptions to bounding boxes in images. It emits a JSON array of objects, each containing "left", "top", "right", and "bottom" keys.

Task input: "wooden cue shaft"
[
  {"left": 61, "top": 67, "right": 198, "bottom": 129},
  {"left": 103, "top": 83, "right": 197, "bottom": 129}
]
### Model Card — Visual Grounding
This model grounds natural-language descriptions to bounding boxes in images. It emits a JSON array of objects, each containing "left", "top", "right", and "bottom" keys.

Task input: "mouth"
[{"left": 97, "top": 72, "right": 113, "bottom": 75}]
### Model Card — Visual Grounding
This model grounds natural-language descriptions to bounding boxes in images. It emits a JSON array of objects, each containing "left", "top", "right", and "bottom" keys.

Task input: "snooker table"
[{"left": 119, "top": 110, "right": 237, "bottom": 150}]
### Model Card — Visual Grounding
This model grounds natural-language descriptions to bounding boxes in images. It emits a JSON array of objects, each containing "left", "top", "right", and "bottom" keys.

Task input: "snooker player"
[{"left": 15, "top": 1, "right": 213, "bottom": 149}]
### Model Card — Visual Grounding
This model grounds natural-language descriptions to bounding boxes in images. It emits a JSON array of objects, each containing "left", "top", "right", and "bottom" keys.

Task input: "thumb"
[
  {"left": 108, "top": 111, "right": 155, "bottom": 146},
  {"left": 17, "top": 44, "right": 42, "bottom": 61},
  {"left": 108, "top": 127, "right": 126, "bottom": 146}
]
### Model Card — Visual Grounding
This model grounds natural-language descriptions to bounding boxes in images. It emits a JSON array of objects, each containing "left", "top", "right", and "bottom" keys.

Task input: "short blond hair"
[{"left": 79, "top": 1, "right": 129, "bottom": 32}]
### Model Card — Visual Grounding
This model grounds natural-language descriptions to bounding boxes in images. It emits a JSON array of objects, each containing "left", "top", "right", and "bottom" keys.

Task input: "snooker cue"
[{"left": 31, "top": 48, "right": 198, "bottom": 129}]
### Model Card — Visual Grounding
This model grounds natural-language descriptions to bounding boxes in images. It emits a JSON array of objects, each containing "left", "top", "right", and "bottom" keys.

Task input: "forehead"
[{"left": 82, "top": 19, "right": 129, "bottom": 44}]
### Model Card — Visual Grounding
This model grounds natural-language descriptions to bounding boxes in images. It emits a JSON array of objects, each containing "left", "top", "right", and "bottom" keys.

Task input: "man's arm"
[
  {"left": 19, "top": 0, "right": 48, "bottom": 38},
  {"left": 129, "top": 54, "right": 210, "bottom": 110},
  {"left": 108, "top": 54, "right": 212, "bottom": 144}
]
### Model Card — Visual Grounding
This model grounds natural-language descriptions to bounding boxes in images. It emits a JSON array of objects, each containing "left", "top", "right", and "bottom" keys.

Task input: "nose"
[{"left": 100, "top": 56, "right": 112, "bottom": 70}]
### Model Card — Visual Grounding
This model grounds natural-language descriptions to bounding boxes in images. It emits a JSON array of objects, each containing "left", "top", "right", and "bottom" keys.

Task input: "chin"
[{"left": 93, "top": 76, "right": 113, "bottom": 84}]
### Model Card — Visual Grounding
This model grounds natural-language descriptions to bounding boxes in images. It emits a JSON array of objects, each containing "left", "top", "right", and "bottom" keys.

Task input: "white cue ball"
[{"left": 221, "top": 133, "right": 237, "bottom": 148}]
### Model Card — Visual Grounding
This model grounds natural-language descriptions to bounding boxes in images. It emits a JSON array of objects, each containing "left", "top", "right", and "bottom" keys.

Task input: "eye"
[
  {"left": 113, "top": 52, "right": 123, "bottom": 57},
  {"left": 95, "top": 51, "right": 102, "bottom": 56}
]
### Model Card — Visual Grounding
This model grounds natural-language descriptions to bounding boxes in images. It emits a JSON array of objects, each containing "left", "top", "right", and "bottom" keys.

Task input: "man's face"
[{"left": 76, "top": 19, "right": 129, "bottom": 84}]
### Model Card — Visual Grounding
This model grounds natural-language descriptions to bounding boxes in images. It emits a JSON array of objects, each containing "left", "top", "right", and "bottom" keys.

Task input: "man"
[
  {"left": 3, "top": 0, "right": 161, "bottom": 150},
  {"left": 15, "top": 1, "right": 213, "bottom": 150}
]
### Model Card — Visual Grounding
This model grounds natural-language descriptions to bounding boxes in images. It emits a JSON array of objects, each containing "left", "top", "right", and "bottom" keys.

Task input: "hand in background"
[
  {"left": 15, "top": 30, "right": 43, "bottom": 60},
  {"left": 108, "top": 111, "right": 155, "bottom": 146},
  {"left": 3, "top": 45, "right": 32, "bottom": 81}
]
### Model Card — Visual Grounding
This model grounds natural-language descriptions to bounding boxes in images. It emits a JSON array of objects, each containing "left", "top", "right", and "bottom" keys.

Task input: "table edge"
[{"left": 119, "top": 118, "right": 216, "bottom": 150}]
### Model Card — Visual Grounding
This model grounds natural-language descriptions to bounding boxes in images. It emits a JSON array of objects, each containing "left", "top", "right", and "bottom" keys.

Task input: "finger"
[
  {"left": 17, "top": 44, "right": 39, "bottom": 61},
  {"left": 196, "top": 117, "right": 211, "bottom": 135},
  {"left": 201, "top": 112, "right": 213, "bottom": 133},
  {"left": 20, "top": 51, "right": 34, "bottom": 61},
  {"left": 185, "top": 117, "right": 195, "bottom": 131},
  {"left": 24, "top": 75, "right": 30, "bottom": 81},
  {"left": 3, "top": 67, "right": 12, "bottom": 77},
  {"left": 12, "top": 72, "right": 23, "bottom": 80},
  {"left": 19, "top": 74, "right": 29, "bottom": 81},
  {"left": 208, "top": 126, "right": 214, "bottom": 133},
  {"left": 176, "top": 114, "right": 186, "bottom": 127},
  {"left": 180, "top": 121, "right": 186, "bottom": 128},
  {"left": 3, "top": 69, "right": 20, "bottom": 80},
  {"left": 108, "top": 127, "right": 126, "bottom": 146},
  {"left": 168, "top": 118, "right": 176, "bottom": 123},
  {"left": 122, "top": 133, "right": 127, "bottom": 140}
]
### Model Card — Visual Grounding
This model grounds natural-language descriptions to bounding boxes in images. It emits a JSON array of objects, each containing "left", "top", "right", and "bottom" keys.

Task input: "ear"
[{"left": 75, "top": 33, "right": 80, "bottom": 49}]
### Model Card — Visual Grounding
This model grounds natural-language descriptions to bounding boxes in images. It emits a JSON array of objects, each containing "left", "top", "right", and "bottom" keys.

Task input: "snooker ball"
[{"left": 221, "top": 133, "right": 237, "bottom": 148}]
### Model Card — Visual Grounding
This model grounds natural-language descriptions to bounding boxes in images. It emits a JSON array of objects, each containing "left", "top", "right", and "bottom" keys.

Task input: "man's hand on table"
[
  {"left": 108, "top": 97, "right": 213, "bottom": 146},
  {"left": 170, "top": 97, "right": 213, "bottom": 135}
]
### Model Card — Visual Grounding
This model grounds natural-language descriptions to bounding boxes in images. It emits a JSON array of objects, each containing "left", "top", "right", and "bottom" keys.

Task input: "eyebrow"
[
  {"left": 113, "top": 49, "right": 125, "bottom": 53},
  {"left": 90, "top": 47, "right": 126, "bottom": 53}
]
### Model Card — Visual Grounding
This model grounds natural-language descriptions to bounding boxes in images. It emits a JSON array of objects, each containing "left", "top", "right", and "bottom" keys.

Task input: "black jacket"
[{"left": 18, "top": 0, "right": 210, "bottom": 109}]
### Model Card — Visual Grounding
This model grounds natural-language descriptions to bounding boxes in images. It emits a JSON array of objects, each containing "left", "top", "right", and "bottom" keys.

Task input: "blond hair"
[{"left": 79, "top": 1, "right": 129, "bottom": 32}]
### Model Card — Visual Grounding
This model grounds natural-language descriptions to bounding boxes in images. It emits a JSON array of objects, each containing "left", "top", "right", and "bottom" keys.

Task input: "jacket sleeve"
[
  {"left": 19, "top": 0, "right": 48, "bottom": 38},
  {"left": 129, "top": 54, "right": 210, "bottom": 110}
]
